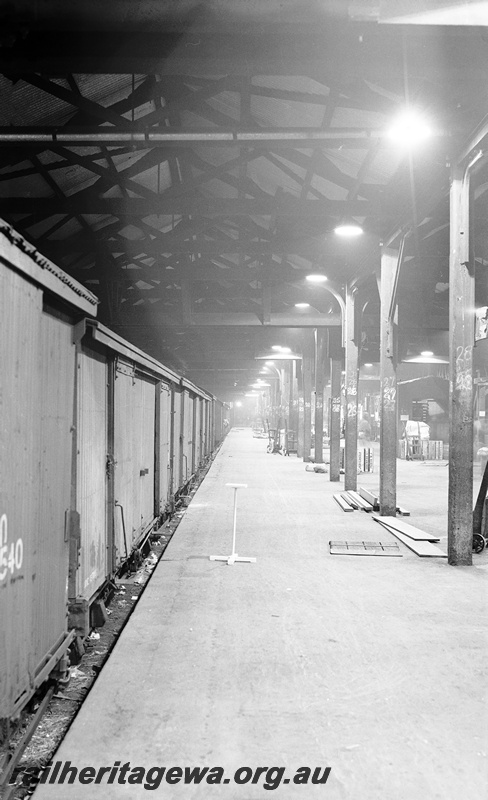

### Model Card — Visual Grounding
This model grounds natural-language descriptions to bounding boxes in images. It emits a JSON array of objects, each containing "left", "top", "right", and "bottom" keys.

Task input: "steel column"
[
  {"left": 448, "top": 163, "right": 474, "bottom": 566},
  {"left": 314, "top": 329, "right": 327, "bottom": 463},
  {"left": 297, "top": 360, "right": 304, "bottom": 458},
  {"left": 379, "top": 249, "right": 398, "bottom": 516},
  {"left": 329, "top": 328, "right": 343, "bottom": 482},
  {"left": 344, "top": 287, "right": 359, "bottom": 490},
  {"left": 288, "top": 360, "right": 298, "bottom": 442},
  {"left": 302, "top": 330, "right": 314, "bottom": 462}
]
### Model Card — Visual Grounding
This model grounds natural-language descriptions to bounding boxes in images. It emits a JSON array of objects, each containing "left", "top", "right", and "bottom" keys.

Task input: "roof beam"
[
  {"left": 0, "top": 196, "right": 381, "bottom": 217},
  {"left": 0, "top": 26, "right": 481, "bottom": 83},
  {"left": 115, "top": 310, "right": 343, "bottom": 327},
  {"left": 0, "top": 127, "right": 387, "bottom": 149},
  {"left": 10, "top": 74, "right": 138, "bottom": 129}
]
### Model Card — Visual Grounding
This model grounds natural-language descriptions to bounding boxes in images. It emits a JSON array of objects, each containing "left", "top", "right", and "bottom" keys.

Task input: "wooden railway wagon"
[
  {"left": 71, "top": 322, "right": 220, "bottom": 634},
  {"left": 0, "top": 219, "right": 226, "bottom": 729},
  {"left": 0, "top": 220, "right": 98, "bottom": 725}
]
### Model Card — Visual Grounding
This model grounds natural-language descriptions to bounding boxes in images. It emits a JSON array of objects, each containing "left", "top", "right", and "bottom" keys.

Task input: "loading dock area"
[{"left": 33, "top": 429, "right": 488, "bottom": 800}]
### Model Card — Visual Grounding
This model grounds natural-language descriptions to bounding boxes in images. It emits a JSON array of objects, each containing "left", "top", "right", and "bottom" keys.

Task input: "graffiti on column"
[
  {"left": 455, "top": 344, "right": 473, "bottom": 397},
  {"left": 382, "top": 376, "right": 396, "bottom": 410}
]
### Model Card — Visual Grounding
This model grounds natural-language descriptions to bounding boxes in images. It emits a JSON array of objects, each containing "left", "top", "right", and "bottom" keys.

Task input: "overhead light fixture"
[
  {"left": 403, "top": 352, "right": 448, "bottom": 364},
  {"left": 334, "top": 223, "right": 363, "bottom": 237},
  {"left": 364, "top": 363, "right": 373, "bottom": 367},
  {"left": 265, "top": 360, "right": 275, "bottom": 366},
  {"left": 271, "top": 345, "right": 283, "bottom": 351},
  {"left": 386, "top": 110, "right": 431, "bottom": 145},
  {"left": 306, "top": 274, "right": 328, "bottom": 283},
  {"left": 294, "top": 302, "right": 311, "bottom": 309},
  {"left": 255, "top": 352, "right": 302, "bottom": 361}
]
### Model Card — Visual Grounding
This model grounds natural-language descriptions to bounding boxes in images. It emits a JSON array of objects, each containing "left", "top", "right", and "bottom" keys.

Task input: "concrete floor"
[{"left": 34, "top": 429, "right": 488, "bottom": 799}]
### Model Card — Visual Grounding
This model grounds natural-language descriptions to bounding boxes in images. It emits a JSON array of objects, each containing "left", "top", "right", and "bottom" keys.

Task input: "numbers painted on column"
[
  {"left": 0, "top": 514, "right": 23, "bottom": 582},
  {"left": 347, "top": 402, "right": 357, "bottom": 418},
  {"left": 382, "top": 377, "right": 396, "bottom": 410},
  {"left": 455, "top": 345, "right": 473, "bottom": 396}
]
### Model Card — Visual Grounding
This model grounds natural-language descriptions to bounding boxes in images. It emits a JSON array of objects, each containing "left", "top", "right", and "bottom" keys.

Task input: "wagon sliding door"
[
  {"left": 0, "top": 267, "right": 41, "bottom": 718},
  {"left": 35, "top": 305, "right": 75, "bottom": 671},
  {"left": 76, "top": 346, "right": 108, "bottom": 602},
  {"left": 113, "top": 361, "right": 156, "bottom": 565},
  {"left": 155, "top": 382, "right": 172, "bottom": 515},
  {"left": 182, "top": 390, "right": 193, "bottom": 483}
]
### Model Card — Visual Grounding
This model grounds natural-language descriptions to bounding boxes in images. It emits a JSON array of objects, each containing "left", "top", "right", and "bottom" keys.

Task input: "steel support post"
[
  {"left": 297, "top": 360, "right": 304, "bottom": 458},
  {"left": 314, "top": 328, "right": 327, "bottom": 463},
  {"left": 379, "top": 249, "right": 398, "bottom": 516},
  {"left": 289, "top": 359, "right": 298, "bottom": 442},
  {"left": 448, "top": 163, "right": 474, "bottom": 565},
  {"left": 344, "top": 287, "right": 359, "bottom": 491},
  {"left": 329, "top": 328, "right": 343, "bottom": 482},
  {"left": 302, "top": 330, "right": 314, "bottom": 462}
]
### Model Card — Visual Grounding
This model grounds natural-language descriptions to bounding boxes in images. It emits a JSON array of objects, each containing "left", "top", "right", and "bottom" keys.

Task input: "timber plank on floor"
[
  {"left": 346, "top": 490, "right": 374, "bottom": 511},
  {"left": 382, "top": 528, "right": 447, "bottom": 558},
  {"left": 341, "top": 492, "right": 359, "bottom": 509},
  {"left": 372, "top": 515, "right": 440, "bottom": 542},
  {"left": 334, "top": 493, "right": 354, "bottom": 511}
]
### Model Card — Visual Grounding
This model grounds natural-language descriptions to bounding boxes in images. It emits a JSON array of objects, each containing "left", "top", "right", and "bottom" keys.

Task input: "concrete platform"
[{"left": 34, "top": 429, "right": 488, "bottom": 799}]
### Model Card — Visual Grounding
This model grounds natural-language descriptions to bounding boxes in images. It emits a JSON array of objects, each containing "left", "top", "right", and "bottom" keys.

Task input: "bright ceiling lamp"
[
  {"left": 387, "top": 109, "right": 431, "bottom": 145},
  {"left": 271, "top": 345, "right": 291, "bottom": 353},
  {"left": 306, "top": 274, "right": 328, "bottom": 283},
  {"left": 255, "top": 352, "right": 302, "bottom": 361},
  {"left": 294, "top": 302, "right": 311, "bottom": 309},
  {"left": 403, "top": 351, "right": 448, "bottom": 364},
  {"left": 334, "top": 223, "right": 363, "bottom": 237}
]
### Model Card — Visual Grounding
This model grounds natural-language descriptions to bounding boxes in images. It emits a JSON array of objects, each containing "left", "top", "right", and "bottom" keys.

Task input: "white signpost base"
[{"left": 209, "top": 483, "right": 256, "bottom": 565}]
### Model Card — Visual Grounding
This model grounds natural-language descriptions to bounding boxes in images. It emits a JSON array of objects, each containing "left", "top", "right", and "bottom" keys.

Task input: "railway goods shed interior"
[{"left": 1, "top": 1, "right": 488, "bottom": 798}]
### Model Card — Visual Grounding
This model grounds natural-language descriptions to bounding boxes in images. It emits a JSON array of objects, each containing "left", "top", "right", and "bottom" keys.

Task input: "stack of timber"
[
  {"left": 359, "top": 487, "right": 410, "bottom": 515},
  {"left": 333, "top": 493, "right": 354, "bottom": 512},
  {"left": 372, "top": 516, "right": 447, "bottom": 558},
  {"left": 333, "top": 491, "right": 374, "bottom": 512}
]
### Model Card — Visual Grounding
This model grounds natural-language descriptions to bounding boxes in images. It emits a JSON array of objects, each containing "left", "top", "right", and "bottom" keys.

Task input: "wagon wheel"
[{"left": 472, "top": 533, "right": 486, "bottom": 554}]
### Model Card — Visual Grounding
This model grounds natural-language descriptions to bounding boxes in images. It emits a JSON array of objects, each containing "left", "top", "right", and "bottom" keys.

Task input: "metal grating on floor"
[{"left": 329, "top": 541, "right": 402, "bottom": 556}]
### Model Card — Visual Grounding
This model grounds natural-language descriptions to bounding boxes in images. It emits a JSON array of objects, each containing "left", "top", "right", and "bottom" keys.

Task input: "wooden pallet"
[
  {"left": 372, "top": 515, "right": 440, "bottom": 542},
  {"left": 329, "top": 540, "right": 402, "bottom": 557}
]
